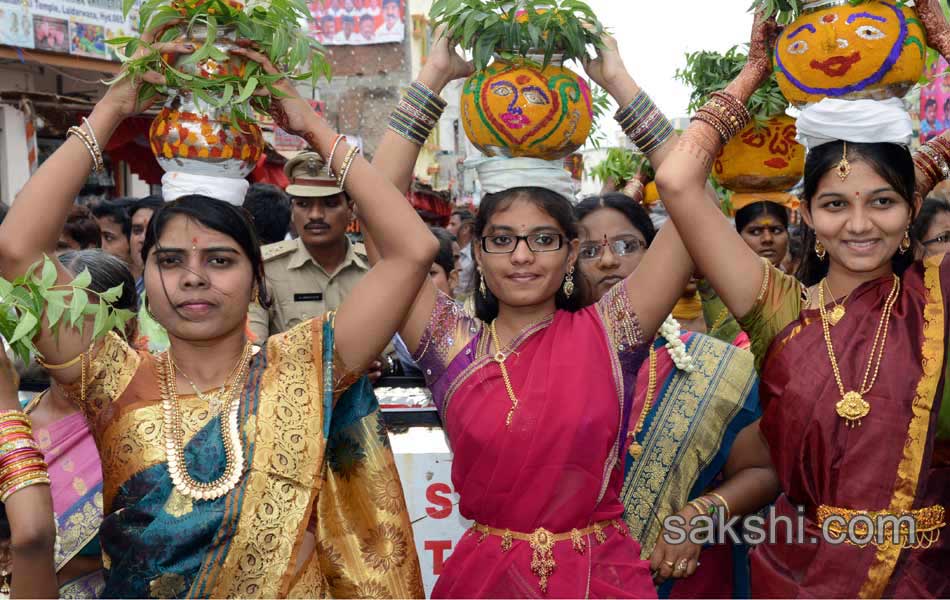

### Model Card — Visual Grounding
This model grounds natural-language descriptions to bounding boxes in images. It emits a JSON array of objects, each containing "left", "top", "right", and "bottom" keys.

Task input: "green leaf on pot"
[{"left": 237, "top": 76, "right": 258, "bottom": 103}]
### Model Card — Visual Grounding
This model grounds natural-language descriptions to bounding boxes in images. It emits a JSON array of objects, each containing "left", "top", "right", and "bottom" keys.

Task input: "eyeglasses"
[
  {"left": 481, "top": 233, "right": 564, "bottom": 254},
  {"left": 578, "top": 236, "right": 647, "bottom": 261},
  {"left": 922, "top": 231, "right": 950, "bottom": 247}
]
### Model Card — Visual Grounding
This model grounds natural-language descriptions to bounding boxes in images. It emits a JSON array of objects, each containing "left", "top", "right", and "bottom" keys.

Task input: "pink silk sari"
[
  {"left": 30, "top": 406, "right": 106, "bottom": 597},
  {"left": 414, "top": 285, "right": 656, "bottom": 598}
]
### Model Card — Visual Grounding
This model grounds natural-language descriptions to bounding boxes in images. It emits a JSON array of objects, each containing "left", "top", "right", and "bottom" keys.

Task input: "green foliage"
[
  {"left": 428, "top": 0, "right": 604, "bottom": 71},
  {"left": 749, "top": 0, "right": 908, "bottom": 25},
  {"left": 0, "top": 256, "right": 135, "bottom": 365},
  {"left": 675, "top": 45, "right": 788, "bottom": 122},
  {"left": 109, "top": 0, "right": 331, "bottom": 127},
  {"left": 589, "top": 148, "right": 653, "bottom": 186},
  {"left": 587, "top": 83, "right": 611, "bottom": 149}
]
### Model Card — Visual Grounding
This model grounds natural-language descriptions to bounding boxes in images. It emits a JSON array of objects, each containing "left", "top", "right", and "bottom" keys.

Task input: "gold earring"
[
  {"left": 900, "top": 229, "right": 911, "bottom": 254},
  {"left": 478, "top": 268, "right": 487, "bottom": 297},
  {"left": 815, "top": 239, "right": 827, "bottom": 260},
  {"left": 836, "top": 141, "right": 852, "bottom": 181},
  {"left": 251, "top": 283, "right": 260, "bottom": 303},
  {"left": 563, "top": 267, "right": 575, "bottom": 298}
]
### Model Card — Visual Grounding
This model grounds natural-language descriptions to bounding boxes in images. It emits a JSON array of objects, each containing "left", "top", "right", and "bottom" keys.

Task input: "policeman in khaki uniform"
[{"left": 249, "top": 152, "right": 376, "bottom": 348}]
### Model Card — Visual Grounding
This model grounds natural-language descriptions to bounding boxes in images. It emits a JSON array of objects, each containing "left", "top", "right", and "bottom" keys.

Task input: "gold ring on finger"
[
  {"left": 676, "top": 558, "right": 689, "bottom": 572},
  {"left": 663, "top": 560, "right": 675, "bottom": 568}
]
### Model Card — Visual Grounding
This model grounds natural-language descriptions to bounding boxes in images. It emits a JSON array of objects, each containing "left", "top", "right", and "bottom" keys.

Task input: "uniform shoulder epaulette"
[{"left": 262, "top": 239, "right": 298, "bottom": 262}]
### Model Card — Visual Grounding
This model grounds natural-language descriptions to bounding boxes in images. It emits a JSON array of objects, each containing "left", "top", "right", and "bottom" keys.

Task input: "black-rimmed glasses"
[
  {"left": 481, "top": 233, "right": 564, "bottom": 254},
  {"left": 578, "top": 236, "right": 647, "bottom": 260},
  {"left": 922, "top": 231, "right": 950, "bottom": 247}
]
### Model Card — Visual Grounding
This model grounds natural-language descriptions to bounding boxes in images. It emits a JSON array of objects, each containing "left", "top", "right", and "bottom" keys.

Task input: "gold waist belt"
[
  {"left": 817, "top": 504, "right": 945, "bottom": 550},
  {"left": 468, "top": 519, "right": 627, "bottom": 593}
]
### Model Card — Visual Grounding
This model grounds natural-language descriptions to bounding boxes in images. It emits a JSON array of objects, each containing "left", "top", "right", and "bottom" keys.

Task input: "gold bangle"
[
  {"left": 67, "top": 126, "right": 103, "bottom": 173},
  {"left": 337, "top": 146, "right": 359, "bottom": 189},
  {"left": 36, "top": 352, "right": 83, "bottom": 371},
  {"left": 708, "top": 492, "right": 731, "bottom": 521},
  {"left": 756, "top": 257, "right": 771, "bottom": 303}
]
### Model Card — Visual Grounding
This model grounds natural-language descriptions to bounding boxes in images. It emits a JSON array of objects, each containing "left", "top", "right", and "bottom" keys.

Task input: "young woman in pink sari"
[{"left": 365, "top": 32, "right": 771, "bottom": 597}]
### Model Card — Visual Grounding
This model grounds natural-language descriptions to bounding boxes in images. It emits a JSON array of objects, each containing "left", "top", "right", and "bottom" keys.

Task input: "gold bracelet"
[
  {"left": 707, "top": 492, "right": 732, "bottom": 521},
  {"left": 36, "top": 351, "right": 84, "bottom": 371},
  {"left": 337, "top": 146, "right": 359, "bottom": 189},
  {"left": 67, "top": 126, "right": 103, "bottom": 173},
  {"left": 756, "top": 257, "right": 771, "bottom": 303}
]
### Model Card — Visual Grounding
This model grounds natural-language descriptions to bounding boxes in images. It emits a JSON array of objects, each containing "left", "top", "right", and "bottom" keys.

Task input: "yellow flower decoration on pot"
[{"left": 774, "top": 0, "right": 927, "bottom": 106}]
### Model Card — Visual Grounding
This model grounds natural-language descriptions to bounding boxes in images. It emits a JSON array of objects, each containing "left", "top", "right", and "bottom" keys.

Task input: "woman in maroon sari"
[
  {"left": 363, "top": 32, "right": 775, "bottom": 597},
  {"left": 654, "top": 8, "right": 949, "bottom": 597}
]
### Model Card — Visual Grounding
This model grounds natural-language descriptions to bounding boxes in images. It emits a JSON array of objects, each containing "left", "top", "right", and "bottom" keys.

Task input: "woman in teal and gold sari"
[
  {"left": 575, "top": 193, "right": 776, "bottom": 597},
  {"left": 0, "top": 37, "right": 432, "bottom": 598}
]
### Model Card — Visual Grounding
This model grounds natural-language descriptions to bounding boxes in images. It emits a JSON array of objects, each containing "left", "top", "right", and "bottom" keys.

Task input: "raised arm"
[
  {"left": 584, "top": 36, "right": 708, "bottom": 338},
  {"left": 0, "top": 34, "right": 182, "bottom": 385},
  {"left": 366, "top": 31, "right": 473, "bottom": 353},
  {"left": 238, "top": 51, "right": 441, "bottom": 375},
  {"left": 654, "top": 14, "right": 780, "bottom": 320}
]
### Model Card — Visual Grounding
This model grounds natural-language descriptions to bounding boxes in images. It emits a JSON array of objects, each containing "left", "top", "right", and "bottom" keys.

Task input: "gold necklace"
[
  {"left": 160, "top": 342, "right": 252, "bottom": 501},
  {"left": 488, "top": 315, "right": 552, "bottom": 428},
  {"left": 627, "top": 344, "right": 657, "bottom": 458},
  {"left": 169, "top": 350, "right": 246, "bottom": 414},
  {"left": 818, "top": 275, "right": 900, "bottom": 428},
  {"left": 820, "top": 278, "right": 852, "bottom": 326}
]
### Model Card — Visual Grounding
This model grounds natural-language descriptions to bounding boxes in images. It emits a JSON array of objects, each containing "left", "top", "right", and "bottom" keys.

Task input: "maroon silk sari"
[
  {"left": 747, "top": 256, "right": 949, "bottom": 598},
  {"left": 414, "top": 285, "right": 656, "bottom": 598}
]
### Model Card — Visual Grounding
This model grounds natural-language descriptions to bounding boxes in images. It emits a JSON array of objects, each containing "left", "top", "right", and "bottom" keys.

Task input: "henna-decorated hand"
[
  {"left": 917, "top": 0, "right": 950, "bottom": 60},
  {"left": 744, "top": 10, "right": 780, "bottom": 89},
  {"left": 582, "top": 33, "right": 631, "bottom": 96}
]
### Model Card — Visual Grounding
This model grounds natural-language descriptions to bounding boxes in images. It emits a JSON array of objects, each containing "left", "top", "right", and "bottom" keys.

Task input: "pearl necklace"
[{"left": 160, "top": 342, "right": 251, "bottom": 501}]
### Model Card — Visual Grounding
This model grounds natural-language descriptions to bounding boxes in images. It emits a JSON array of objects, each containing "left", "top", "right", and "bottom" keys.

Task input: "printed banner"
[
  {"left": 0, "top": 0, "right": 136, "bottom": 60},
  {"left": 921, "top": 56, "right": 950, "bottom": 143},
  {"left": 307, "top": 0, "right": 405, "bottom": 46}
]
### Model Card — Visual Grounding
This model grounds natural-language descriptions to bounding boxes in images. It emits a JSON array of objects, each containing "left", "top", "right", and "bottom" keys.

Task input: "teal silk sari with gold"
[
  {"left": 65, "top": 315, "right": 423, "bottom": 599},
  {"left": 620, "top": 331, "right": 760, "bottom": 598}
]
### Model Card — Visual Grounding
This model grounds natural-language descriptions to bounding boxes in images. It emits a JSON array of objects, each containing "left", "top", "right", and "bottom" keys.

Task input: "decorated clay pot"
[
  {"left": 162, "top": 25, "right": 248, "bottom": 95},
  {"left": 773, "top": 0, "right": 927, "bottom": 107},
  {"left": 149, "top": 94, "right": 263, "bottom": 178},
  {"left": 713, "top": 116, "right": 805, "bottom": 193},
  {"left": 461, "top": 56, "right": 593, "bottom": 161}
]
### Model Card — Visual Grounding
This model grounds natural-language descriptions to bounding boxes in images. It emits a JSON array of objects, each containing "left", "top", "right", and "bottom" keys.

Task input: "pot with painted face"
[
  {"left": 773, "top": 0, "right": 927, "bottom": 106},
  {"left": 714, "top": 115, "right": 805, "bottom": 193},
  {"left": 461, "top": 55, "right": 594, "bottom": 161}
]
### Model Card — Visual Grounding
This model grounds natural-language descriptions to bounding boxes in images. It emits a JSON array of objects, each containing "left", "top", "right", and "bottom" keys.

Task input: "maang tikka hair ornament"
[{"left": 836, "top": 141, "right": 852, "bottom": 181}]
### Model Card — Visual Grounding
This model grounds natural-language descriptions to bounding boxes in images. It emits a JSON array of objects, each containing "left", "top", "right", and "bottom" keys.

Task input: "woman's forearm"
[
  {"left": 708, "top": 466, "right": 780, "bottom": 519},
  {"left": 6, "top": 485, "right": 57, "bottom": 598},
  {"left": 0, "top": 103, "right": 123, "bottom": 277}
]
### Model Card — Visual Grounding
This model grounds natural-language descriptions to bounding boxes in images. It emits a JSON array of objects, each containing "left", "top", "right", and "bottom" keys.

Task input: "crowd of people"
[{"left": 0, "top": 4, "right": 948, "bottom": 599}]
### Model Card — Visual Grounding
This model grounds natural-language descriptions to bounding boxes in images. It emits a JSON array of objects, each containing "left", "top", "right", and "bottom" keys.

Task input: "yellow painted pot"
[
  {"left": 714, "top": 116, "right": 805, "bottom": 193},
  {"left": 774, "top": 0, "right": 926, "bottom": 106},
  {"left": 461, "top": 57, "right": 593, "bottom": 161}
]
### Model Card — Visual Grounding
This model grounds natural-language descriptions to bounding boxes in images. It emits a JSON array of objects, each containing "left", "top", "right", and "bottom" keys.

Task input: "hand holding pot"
[
  {"left": 419, "top": 26, "right": 474, "bottom": 93},
  {"left": 741, "top": 10, "right": 780, "bottom": 94},
  {"left": 230, "top": 47, "right": 318, "bottom": 139},
  {"left": 582, "top": 32, "right": 633, "bottom": 99},
  {"left": 101, "top": 24, "right": 193, "bottom": 120},
  {"left": 917, "top": 0, "right": 950, "bottom": 61}
]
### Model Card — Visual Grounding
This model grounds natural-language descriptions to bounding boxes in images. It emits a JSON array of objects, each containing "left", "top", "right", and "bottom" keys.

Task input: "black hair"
[
  {"left": 92, "top": 198, "right": 133, "bottom": 238},
  {"left": 735, "top": 201, "right": 790, "bottom": 234},
  {"left": 0, "top": 203, "right": 7, "bottom": 226},
  {"left": 911, "top": 197, "right": 950, "bottom": 246},
  {"left": 59, "top": 250, "right": 138, "bottom": 311},
  {"left": 130, "top": 195, "right": 164, "bottom": 220},
  {"left": 472, "top": 187, "right": 590, "bottom": 321},
  {"left": 574, "top": 193, "right": 657, "bottom": 247},
  {"left": 452, "top": 208, "right": 475, "bottom": 221},
  {"left": 141, "top": 195, "right": 269, "bottom": 307},
  {"left": 926, "top": 98, "right": 937, "bottom": 110},
  {"left": 63, "top": 204, "right": 102, "bottom": 250},
  {"left": 796, "top": 141, "right": 916, "bottom": 286},
  {"left": 360, "top": 13, "right": 374, "bottom": 21},
  {"left": 243, "top": 183, "right": 291, "bottom": 245},
  {"left": 430, "top": 226, "right": 456, "bottom": 277}
]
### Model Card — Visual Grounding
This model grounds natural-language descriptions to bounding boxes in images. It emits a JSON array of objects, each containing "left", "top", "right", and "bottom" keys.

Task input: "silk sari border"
[
  {"left": 55, "top": 486, "right": 104, "bottom": 570},
  {"left": 859, "top": 256, "right": 945, "bottom": 597}
]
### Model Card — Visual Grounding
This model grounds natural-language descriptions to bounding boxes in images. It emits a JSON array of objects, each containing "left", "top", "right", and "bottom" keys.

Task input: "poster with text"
[
  {"left": 5, "top": 0, "right": 138, "bottom": 60},
  {"left": 921, "top": 56, "right": 950, "bottom": 143},
  {"left": 307, "top": 0, "right": 405, "bottom": 46},
  {"left": 0, "top": 0, "right": 35, "bottom": 49}
]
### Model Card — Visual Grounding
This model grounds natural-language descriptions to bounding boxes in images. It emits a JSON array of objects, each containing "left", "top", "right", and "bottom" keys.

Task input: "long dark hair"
[
  {"left": 142, "top": 195, "right": 269, "bottom": 307},
  {"left": 574, "top": 193, "right": 657, "bottom": 247},
  {"left": 735, "top": 201, "right": 790, "bottom": 233},
  {"left": 796, "top": 141, "right": 916, "bottom": 286},
  {"left": 472, "top": 187, "right": 590, "bottom": 321},
  {"left": 430, "top": 226, "right": 456, "bottom": 277}
]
